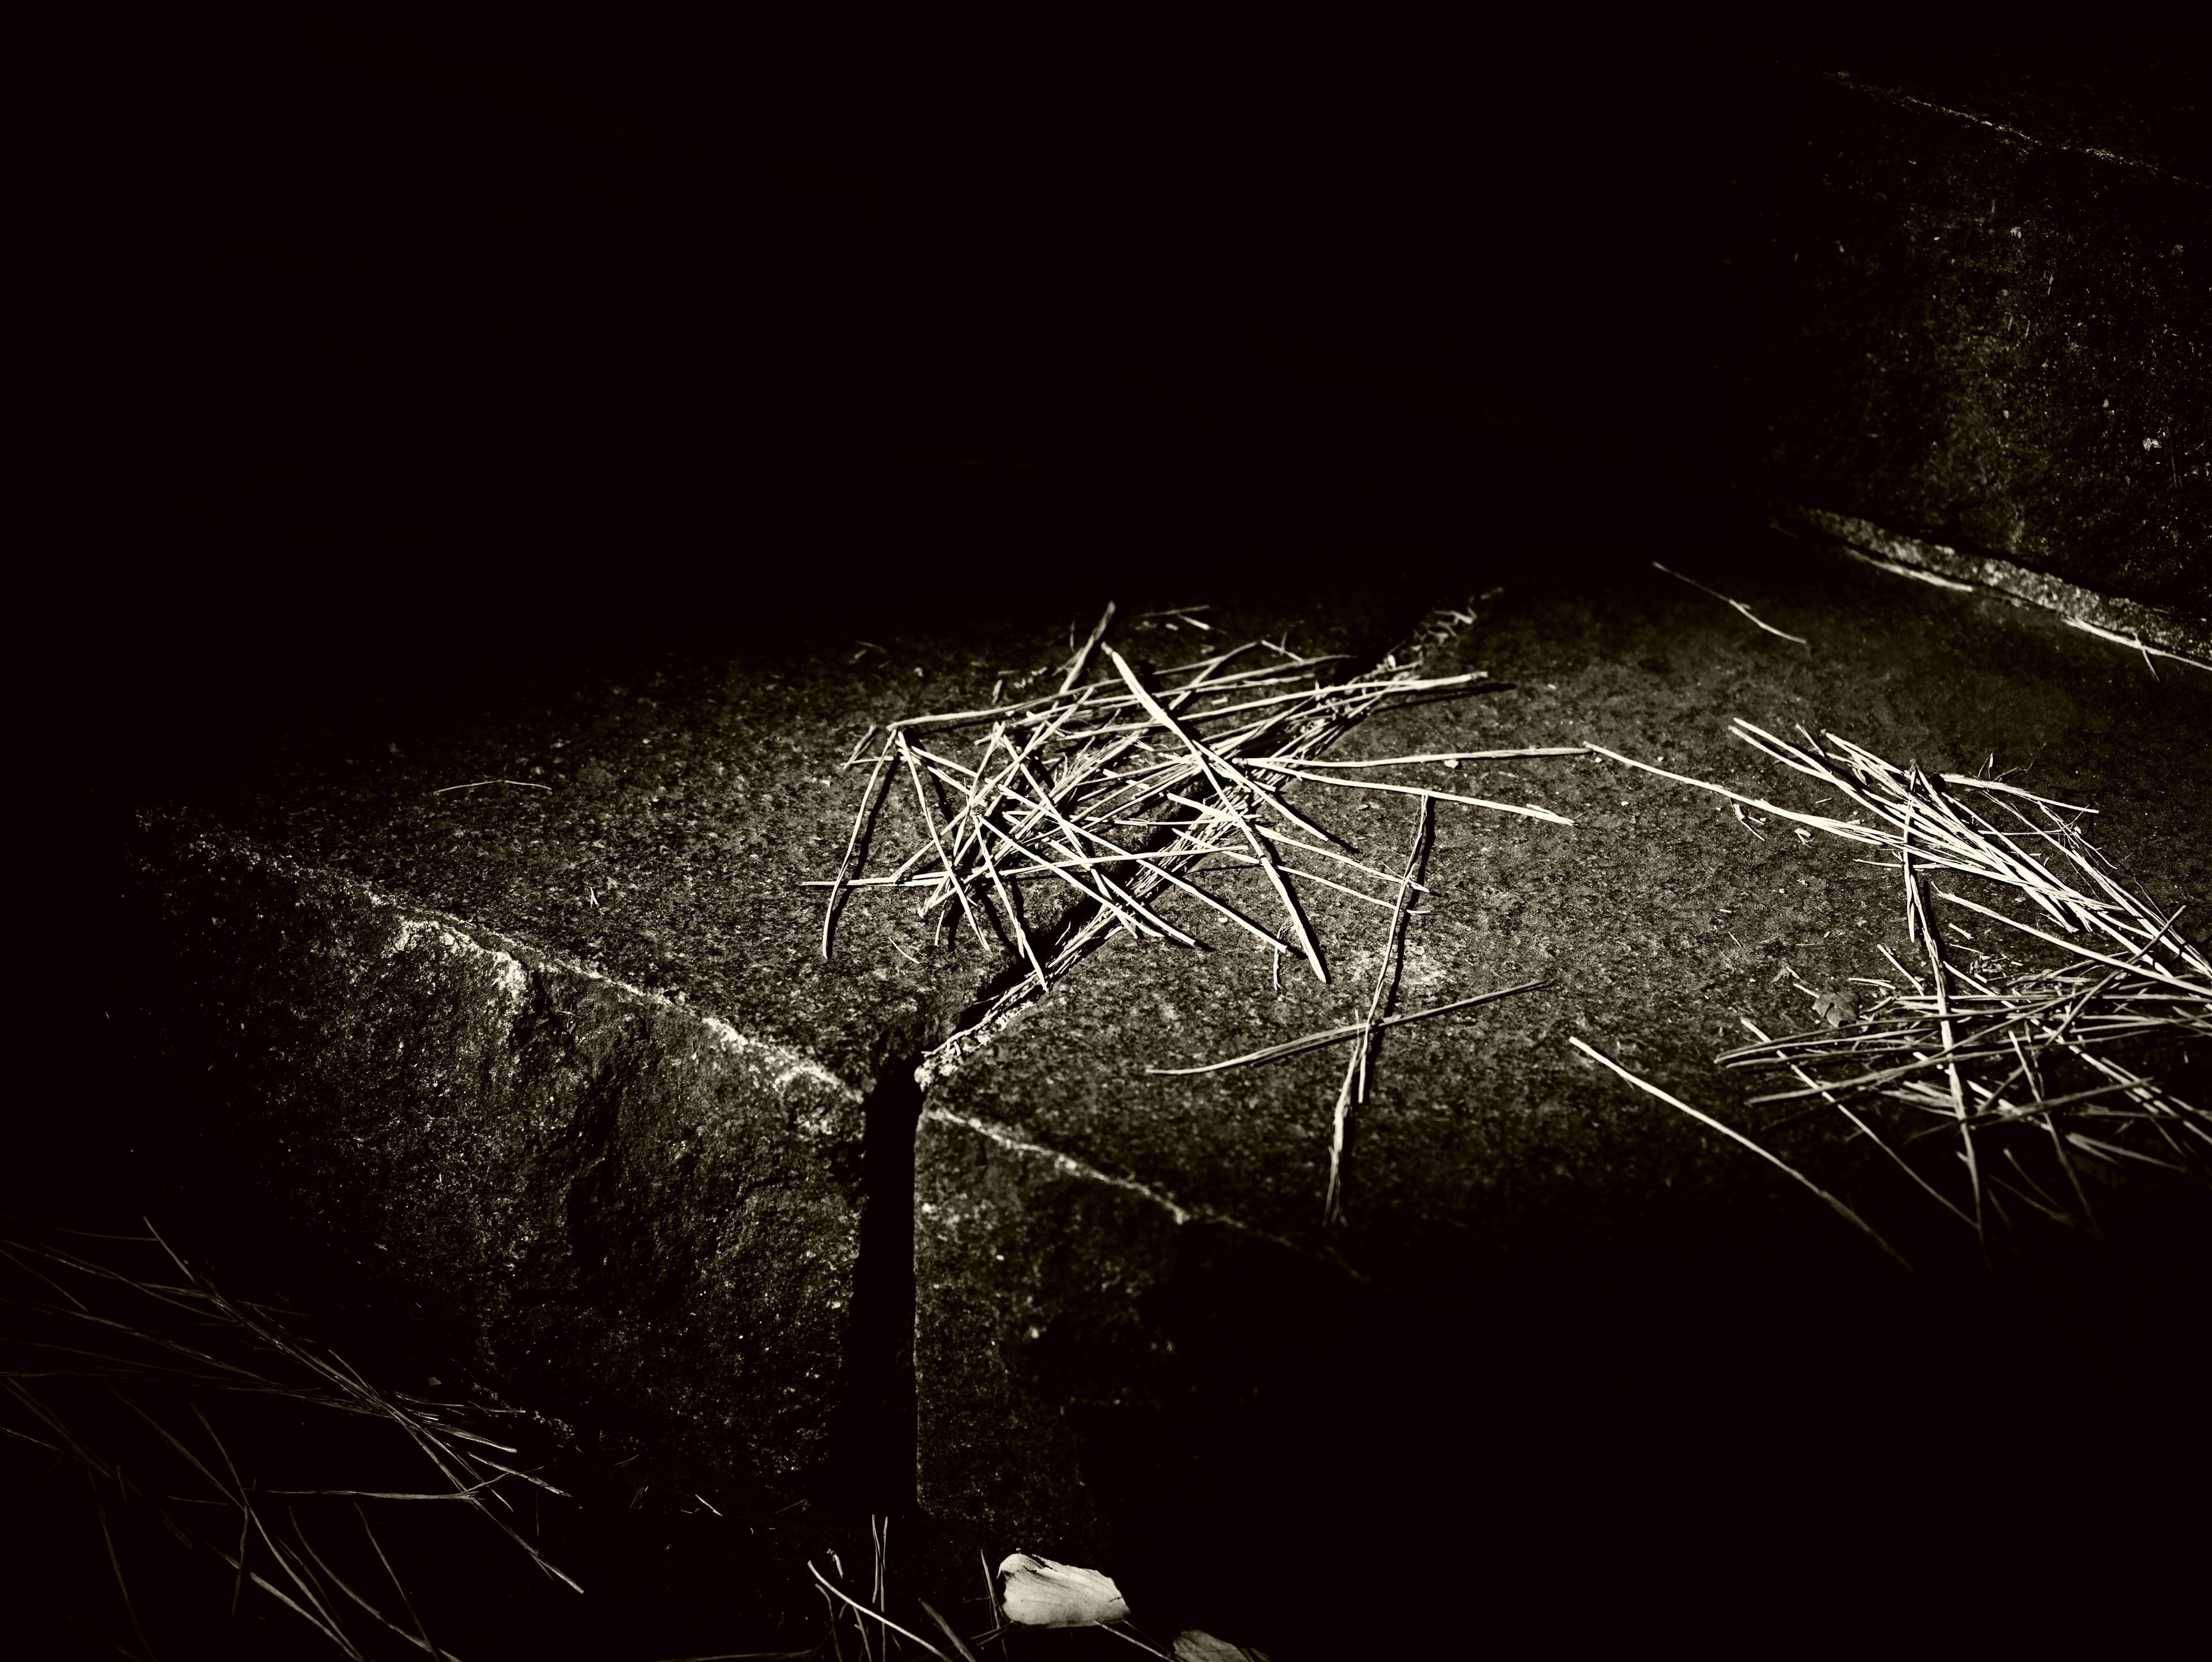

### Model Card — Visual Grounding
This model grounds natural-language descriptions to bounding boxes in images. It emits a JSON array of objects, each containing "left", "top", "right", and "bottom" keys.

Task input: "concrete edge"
[
  {"left": 1782, "top": 503, "right": 2212, "bottom": 665},
  {"left": 155, "top": 815, "right": 865, "bottom": 1101}
]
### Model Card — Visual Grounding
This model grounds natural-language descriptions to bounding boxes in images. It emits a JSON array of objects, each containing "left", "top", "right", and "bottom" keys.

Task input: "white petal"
[{"left": 997, "top": 1552, "right": 1131, "bottom": 1627}]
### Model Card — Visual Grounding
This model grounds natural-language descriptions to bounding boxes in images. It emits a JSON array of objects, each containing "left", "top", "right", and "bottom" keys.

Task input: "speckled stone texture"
[
  {"left": 115, "top": 588, "right": 1430, "bottom": 1508},
  {"left": 1682, "top": 65, "right": 2209, "bottom": 612},
  {"left": 126, "top": 823, "right": 866, "bottom": 1493},
  {"left": 913, "top": 526, "right": 2210, "bottom": 1633}
]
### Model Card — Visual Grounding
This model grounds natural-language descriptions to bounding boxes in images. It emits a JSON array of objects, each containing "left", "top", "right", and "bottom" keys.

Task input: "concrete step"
[
  {"left": 110, "top": 586, "right": 1429, "bottom": 1509},
  {"left": 127, "top": 819, "right": 866, "bottom": 1495},
  {"left": 911, "top": 523, "right": 2210, "bottom": 1644}
]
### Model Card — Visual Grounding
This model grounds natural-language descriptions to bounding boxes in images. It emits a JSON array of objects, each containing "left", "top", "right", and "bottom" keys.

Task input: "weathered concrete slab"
[
  {"left": 157, "top": 596, "right": 1427, "bottom": 1088},
  {"left": 1681, "top": 62, "right": 2209, "bottom": 613},
  {"left": 128, "top": 821, "right": 866, "bottom": 1490},
  {"left": 119, "top": 588, "right": 1431, "bottom": 1505},
  {"left": 914, "top": 525, "right": 2210, "bottom": 1638}
]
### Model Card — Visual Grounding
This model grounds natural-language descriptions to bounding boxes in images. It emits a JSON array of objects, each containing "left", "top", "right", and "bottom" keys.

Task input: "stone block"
[
  {"left": 128, "top": 821, "right": 866, "bottom": 1492},
  {"left": 1683, "top": 64, "right": 2210, "bottom": 612},
  {"left": 913, "top": 533, "right": 2212, "bottom": 1628}
]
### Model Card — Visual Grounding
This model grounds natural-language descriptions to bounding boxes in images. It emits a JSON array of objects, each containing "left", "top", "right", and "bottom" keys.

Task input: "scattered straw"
[
  {"left": 1612, "top": 721, "right": 2209, "bottom": 1256},
  {"left": 804, "top": 599, "right": 1575, "bottom": 1084},
  {"left": 812, "top": 597, "right": 1586, "bottom": 1204},
  {"left": 808, "top": 1562, "right": 956, "bottom": 1662}
]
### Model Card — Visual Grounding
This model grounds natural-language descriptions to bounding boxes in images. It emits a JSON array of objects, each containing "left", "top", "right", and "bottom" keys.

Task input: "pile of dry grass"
[
  {"left": 1597, "top": 721, "right": 2210, "bottom": 1263},
  {"left": 810, "top": 599, "right": 1578, "bottom": 1214}
]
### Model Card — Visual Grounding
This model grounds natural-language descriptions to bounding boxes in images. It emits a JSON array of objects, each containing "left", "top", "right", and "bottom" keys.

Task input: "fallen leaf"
[{"left": 999, "top": 1553, "right": 1130, "bottom": 1627}]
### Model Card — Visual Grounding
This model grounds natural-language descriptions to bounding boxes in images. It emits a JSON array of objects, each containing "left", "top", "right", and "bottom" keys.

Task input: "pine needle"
[
  {"left": 1146, "top": 982, "right": 1552, "bottom": 1075},
  {"left": 1651, "top": 559, "right": 1810, "bottom": 647},
  {"left": 1569, "top": 1037, "right": 1910, "bottom": 1270}
]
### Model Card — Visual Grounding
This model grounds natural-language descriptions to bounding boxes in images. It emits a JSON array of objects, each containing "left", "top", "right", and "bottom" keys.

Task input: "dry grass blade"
[
  {"left": 357, "top": 1502, "right": 452, "bottom": 1661},
  {"left": 1147, "top": 982, "right": 1552, "bottom": 1076},
  {"left": 806, "top": 1562, "right": 956, "bottom": 1662},
  {"left": 919, "top": 1597, "right": 985, "bottom": 1662},
  {"left": 1287, "top": 747, "right": 1587, "bottom": 767},
  {"left": 1246, "top": 760, "right": 1576, "bottom": 824},
  {"left": 821, "top": 749, "right": 894, "bottom": 959},
  {"left": 1570, "top": 1036, "right": 1911, "bottom": 1269},
  {"left": 1651, "top": 559, "right": 1810, "bottom": 647},
  {"left": 1681, "top": 726, "right": 2207, "bottom": 1255},
  {"left": 88, "top": 1466, "right": 158, "bottom": 1662},
  {"left": 2063, "top": 615, "right": 2212, "bottom": 675},
  {"left": 1325, "top": 795, "right": 1431, "bottom": 1224},
  {"left": 1060, "top": 600, "right": 1118, "bottom": 692}
]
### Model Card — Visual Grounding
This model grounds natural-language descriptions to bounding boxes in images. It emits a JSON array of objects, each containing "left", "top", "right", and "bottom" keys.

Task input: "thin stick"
[
  {"left": 1327, "top": 796, "right": 1430, "bottom": 1224},
  {"left": 1652, "top": 560, "right": 1810, "bottom": 646},
  {"left": 1742, "top": 1019, "right": 1975, "bottom": 1233},
  {"left": 822, "top": 750, "right": 894, "bottom": 959},
  {"left": 1905, "top": 796, "right": 1984, "bottom": 1256},
  {"left": 1247, "top": 760, "right": 1576, "bottom": 825},
  {"left": 1284, "top": 747, "right": 1588, "bottom": 767},
  {"left": 2063, "top": 615, "right": 2212, "bottom": 673},
  {"left": 429, "top": 778, "right": 551, "bottom": 793},
  {"left": 898, "top": 733, "right": 988, "bottom": 949},
  {"left": 1934, "top": 889, "right": 2212, "bottom": 995},
  {"left": 1147, "top": 982, "right": 1552, "bottom": 1075},
  {"left": 1362, "top": 796, "right": 1431, "bottom": 1104},
  {"left": 1568, "top": 1037, "right": 1910, "bottom": 1269},
  {"left": 1060, "top": 600, "right": 1118, "bottom": 692},
  {"left": 1108, "top": 647, "right": 1341, "bottom": 845}
]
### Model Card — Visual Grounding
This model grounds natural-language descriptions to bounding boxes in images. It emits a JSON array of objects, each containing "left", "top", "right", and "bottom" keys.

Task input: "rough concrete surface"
[
  {"left": 915, "top": 524, "right": 2211, "bottom": 1618},
  {"left": 165, "top": 595, "right": 1425, "bottom": 1091},
  {"left": 118, "top": 589, "right": 1430, "bottom": 1505},
  {"left": 126, "top": 821, "right": 866, "bottom": 1492},
  {"left": 1690, "top": 65, "right": 2209, "bottom": 612}
]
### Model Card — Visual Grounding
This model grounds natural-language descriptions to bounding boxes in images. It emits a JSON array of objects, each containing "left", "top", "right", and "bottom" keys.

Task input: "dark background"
[{"left": 88, "top": 24, "right": 2203, "bottom": 767}]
